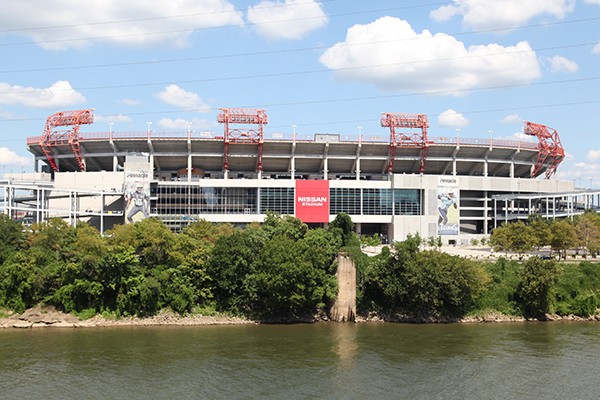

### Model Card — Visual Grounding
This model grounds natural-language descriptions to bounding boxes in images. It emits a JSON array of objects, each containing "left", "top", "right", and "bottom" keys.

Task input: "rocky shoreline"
[
  {"left": 0, "top": 305, "right": 255, "bottom": 329},
  {"left": 2, "top": 306, "right": 599, "bottom": 329}
]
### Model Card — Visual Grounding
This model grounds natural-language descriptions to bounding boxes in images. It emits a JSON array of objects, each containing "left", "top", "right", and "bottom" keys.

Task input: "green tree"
[
  {"left": 247, "top": 234, "right": 337, "bottom": 319},
  {"left": 528, "top": 215, "right": 551, "bottom": 250},
  {"left": 0, "top": 251, "right": 40, "bottom": 312},
  {"left": 363, "top": 235, "right": 488, "bottom": 319},
  {"left": 574, "top": 212, "right": 600, "bottom": 256},
  {"left": 474, "top": 258, "right": 521, "bottom": 316},
  {"left": 207, "top": 226, "right": 267, "bottom": 313},
  {"left": 490, "top": 224, "right": 512, "bottom": 255},
  {"left": 550, "top": 219, "right": 578, "bottom": 260},
  {"left": 0, "top": 214, "right": 23, "bottom": 265},
  {"left": 329, "top": 213, "right": 355, "bottom": 247},
  {"left": 517, "top": 257, "right": 559, "bottom": 318},
  {"left": 508, "top": 221, "right": 535, "bottom": 258},
  {"left": 263, "top": 211, "right": 308, "bottom": 241}
]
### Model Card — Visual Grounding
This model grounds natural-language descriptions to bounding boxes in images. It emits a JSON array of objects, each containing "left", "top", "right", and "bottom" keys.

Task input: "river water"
[{"left": 1, "top": 322, "right": 599, "bottom": 399}]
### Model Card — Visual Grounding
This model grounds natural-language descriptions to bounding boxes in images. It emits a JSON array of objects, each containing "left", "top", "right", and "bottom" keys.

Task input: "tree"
[
  {"left": 329, "top": 213, "right": 355, "bottom": 247},
  {"left": 362, "top": 235, "right": 489, "bottom": 319},
  {"left": 490, "top": 224, "right": 512, "bottom": 255},
  {"left": 550, "top": 219, "right": 578, "bottom": 259},
  {"left": 574, "top": 212, "right": 600, "bottom": 256},
  {"left": 528, "top": 215, "right": 551, "bottom": 250},
  {"left": 0, "top": 214, "right": 23, "bottom": 265},
  {"left": 247, "top": 234, "right": 337, "bottom": 319},
  {"left": 508, "top": 221, "right": 535, "bottom": 258},
  {"left": 517, "top": 257, "right": 559, "bottom": 318},
  {"left": 263, "top": 211, "right": 308, "bottom": 241},
  {"left": 207, "top": 226, "right": 267, "bottom": 313}
]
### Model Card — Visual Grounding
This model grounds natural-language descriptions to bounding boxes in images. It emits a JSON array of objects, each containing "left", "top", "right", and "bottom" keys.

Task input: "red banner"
[{"left": 295, "top": 180, "right": 330, "bottom": 223}]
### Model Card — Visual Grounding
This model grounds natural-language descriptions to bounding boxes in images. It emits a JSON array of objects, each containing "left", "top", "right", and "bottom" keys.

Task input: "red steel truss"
[
  {"left": 217, "top": 108, "right": 268, "bottom": 171},
  {"left": 380, "top": 112, "right": 429, "bottom": 173},
  {"left": 523, "top": 121, "right": 564, "bottom": 179},
  {"left": 40, "top": 109, "right": 94, "bottom": 172}
]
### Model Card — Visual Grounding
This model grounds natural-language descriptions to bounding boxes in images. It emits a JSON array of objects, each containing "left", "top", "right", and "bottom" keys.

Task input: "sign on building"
[
  {"left": 295, "top": 180, "right": 329, "bottom": 223},
  {"left": 124, "top": 155, "right": 151, "bottom": 224},
  {"left": 437, "top": 176, "right": 459, "bottom": 235}
]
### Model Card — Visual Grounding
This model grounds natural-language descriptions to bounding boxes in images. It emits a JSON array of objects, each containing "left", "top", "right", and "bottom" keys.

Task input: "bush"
[
  {"left": 363, "top": 237, "right": 489, "bottom": 319},
  {"left": 473, "top": 258, "right": 521, "bottom": 316},
  {"left": 517, "top": 257, "right": 559, "bottom": 318}
]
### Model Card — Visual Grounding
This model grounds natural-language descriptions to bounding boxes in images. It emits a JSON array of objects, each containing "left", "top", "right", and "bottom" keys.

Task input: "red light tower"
[
  {"left": 40, "top": 109, "right": 94, "bottom": 172},
  {"left": 523, "top": 121, "right": 564, "bottom": 179},
  {"left": 380, "top": 112, "right": 429, "bottom": 174},
  {"left": 217, "top": 108, "right": 267, "bottom": 172}
]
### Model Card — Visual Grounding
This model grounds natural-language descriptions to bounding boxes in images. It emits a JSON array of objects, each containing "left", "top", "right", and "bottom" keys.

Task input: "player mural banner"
[
  {"left": 124, "top": 156, "right": 151, "bottom": 224},
  {"left": 437, "top": 176, "right": 459, "bottom": 235},
  {"left": 295, "top": 180, "right": 329, "bottom": 223}
]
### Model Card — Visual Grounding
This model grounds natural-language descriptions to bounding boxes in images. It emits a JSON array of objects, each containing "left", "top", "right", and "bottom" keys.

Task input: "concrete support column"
[
  {"left": 323, "top": 158, "right": 328, "bottom": 180},
  {"left": 187, "top": 154, "right": 192, "bottom": 183},
  {"left": 329, "top": 253, "right": 356, "bottom": 322},
  {"left": 356, "top": 158, "right": 361, "bottom": 180},
  {"left": 291, "top": 156, "right": 295, "bottom": 180},
  {"left": 483, "top": 190, "right": 488, "bottom": 235}
]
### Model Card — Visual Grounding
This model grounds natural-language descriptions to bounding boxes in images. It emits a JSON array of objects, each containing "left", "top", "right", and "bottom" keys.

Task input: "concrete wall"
[{"left": 329, "top": 253, "right": 356, "bottom": 322}]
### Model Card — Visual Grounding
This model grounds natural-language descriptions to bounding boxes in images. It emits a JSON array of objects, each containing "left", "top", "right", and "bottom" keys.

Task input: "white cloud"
[
  {"left": 558, "top": 162, "right": 600, "bottom": 182},
  {"left": 0, "top": 0, "right": 243, "bottom": 50},
  {"left": 584, "top": 0, "right": 600, "bottom": 5},
  {"left": 502, "top": 131, "right": 536, "bottom": 142},
  {"left": 120, "top": 98, "right": 141, "bottom": 106},
  {"left": 247, "top": 0, "right": 327, "bottom": 40},
  {"left": 0, "top": 147, "right": 30, "bottom": 167},
  {"left": 430, "top": 4, "right": 462, "bottom": 22},
  {"left": 430, "top": 0, "right": 575, "bottom": 30},
  {"left": 588, "top": 149, "right": 600, "bottom": 161},
  {"left": 501, "top": 114, "right": 521, "bottom": 123},
  {"left": 0, "top": 110, "right": 18, "bottom": 119},
  {"left": 0, "top": 80, "right": 86, "bottom": 108},
  {"left": 548, "top": 55, "right": 579, "bottom": 73},
  {"left": 158, "top": 117, "right": 216, "bottom": 130},
  {"left": 319, "top": 17, "right": 541, "bottom": 94},
  {"left": 593, "top": 42, "right": 600, "bottom": 55},
  {"left": 438, "top": 109, "right": 469, "bottom": 128},
  {"left": 94, "top": 114, "right": 133, "bottom": 123},
  {"left": 155, "top": 85, "right": 211, "bottom": 111}
]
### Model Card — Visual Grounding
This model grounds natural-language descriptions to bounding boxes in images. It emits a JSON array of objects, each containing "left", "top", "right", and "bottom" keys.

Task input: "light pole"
[
  {"left": 357, "top": 125, "right": 363, "bottom": 138},
  {"left": 292, "top": 124, "right": 297, "bottom": 140},
  {"left": 146, "top": 121, "right": 152, "bottom": 137},
  {"left": 455, "top": 128, "right": 460, "bottom": 145},
  {"left": 489, "top": 129, "right": 493, "bottom": 150}
]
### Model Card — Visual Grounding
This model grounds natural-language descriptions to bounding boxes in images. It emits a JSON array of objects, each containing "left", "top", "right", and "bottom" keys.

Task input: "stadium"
[{"left": 2, "top": 108, "right": 599, "bottom": 244}]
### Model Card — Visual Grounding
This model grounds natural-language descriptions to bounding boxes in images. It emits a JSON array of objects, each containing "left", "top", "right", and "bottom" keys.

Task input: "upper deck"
[{"left": 27, "top": 130, "right": 542, "bottom": 178}]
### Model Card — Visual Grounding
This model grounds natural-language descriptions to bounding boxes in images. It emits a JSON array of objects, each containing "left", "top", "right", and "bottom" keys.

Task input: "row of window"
[{"left": 150, "top": 186, "right": 421, "bottom": 216}]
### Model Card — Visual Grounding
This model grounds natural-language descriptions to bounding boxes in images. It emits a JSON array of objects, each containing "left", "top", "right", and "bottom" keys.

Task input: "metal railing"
[{"left": 26, "top": 131, "right": 539, "bottom": 150}]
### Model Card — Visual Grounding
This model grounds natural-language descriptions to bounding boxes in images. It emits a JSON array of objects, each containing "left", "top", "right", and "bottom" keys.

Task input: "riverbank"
[
  {"left": 0, "top": 305, "right": 255, "bottom": 329},
  {"left": 2, "top": 305, "right": 599, "bottom": 329}
]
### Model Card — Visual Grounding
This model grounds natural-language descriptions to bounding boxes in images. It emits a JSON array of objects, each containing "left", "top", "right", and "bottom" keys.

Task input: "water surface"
[{"left": 1, "top": 322, "right": 599, "bottom": 399}]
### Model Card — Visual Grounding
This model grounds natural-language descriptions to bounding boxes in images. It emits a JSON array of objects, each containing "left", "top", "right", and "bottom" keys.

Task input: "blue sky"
[{"left": 0, "top": 0, "right": 599, "bottom": 186}]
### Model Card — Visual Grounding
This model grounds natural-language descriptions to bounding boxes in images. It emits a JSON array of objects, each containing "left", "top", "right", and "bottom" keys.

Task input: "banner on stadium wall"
[
  {"left": 124, "top": 155, "right": 152, "bottom": 224},
  {"left": 295, "top": 180, "right": 330, "bottom": 223},
  {"left": 437, "top": 176, "right": 459, "bottom": 235}
]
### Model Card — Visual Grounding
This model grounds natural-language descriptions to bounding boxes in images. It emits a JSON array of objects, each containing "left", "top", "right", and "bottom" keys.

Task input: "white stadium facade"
[{"left": 2, "top": 108, "right": 599, "bottom": 244}]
